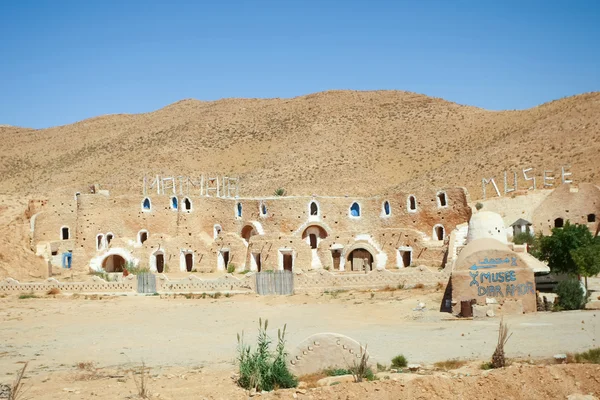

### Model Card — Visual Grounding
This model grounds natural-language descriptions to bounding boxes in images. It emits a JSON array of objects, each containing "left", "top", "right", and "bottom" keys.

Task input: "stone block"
[{"left": 501, "top": 299, "right": 524, "bottom": 315}]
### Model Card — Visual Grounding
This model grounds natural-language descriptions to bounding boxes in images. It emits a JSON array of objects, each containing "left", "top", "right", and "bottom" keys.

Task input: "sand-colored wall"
[
  {"left": 451, "top": 240, "right": 536, "bottom": 314},
  {"left": 31, "top": 187, "right": 471, "bottom": 274},
  {"left": 532, "top": 183, "right": 600, "bottom": 236}
]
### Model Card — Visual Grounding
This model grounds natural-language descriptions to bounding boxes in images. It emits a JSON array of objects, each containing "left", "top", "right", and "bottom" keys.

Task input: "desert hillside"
[{"left": 1, "top": 90, "right": 599, "bottom": 199}]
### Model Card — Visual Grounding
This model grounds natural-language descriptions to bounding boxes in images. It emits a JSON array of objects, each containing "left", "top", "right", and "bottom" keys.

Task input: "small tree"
[
  {"left": 571, "top": 241, "right": 600, "bottom": 291},
  {"left": 538, "top": 222, "right": 594, "bottom": 275}
]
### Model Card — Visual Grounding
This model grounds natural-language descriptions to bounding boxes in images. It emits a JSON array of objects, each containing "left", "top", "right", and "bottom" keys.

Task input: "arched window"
[
  {"left": 433, "top": 224, "right": 445, "bottom": 241},
  {"left": 142, "top": 198, "right": 151, "bottom": 211},
  {"left": 183, "top": 197, "right": 192, "bottom": 211},
  {"left": 236, "top": 202, "right": 242, "bottom": 218},
  {"left": 588, "top": 214, "right": 596, "bottom": 223},
  {"left": 260, "top": 202, "right": 267, "bottom": 216},
  {"left": 106, "top": 233, "right": 114, "bottom": 246},
  {"left": 61, "top": 226, "right": 70, "bottom": 240},
  {"left": 350, "top": 202, "right": 361, "bottom": 217},
  {"left": 213, "top": 224, "right": 222, "bottom": 240},
  {"left": 554, "top": 218, "right": 564, "bottom": 228},
  {"left": 171, "top": 196, "right": 178, "bottom": 210},
  {"left": 310, "top": 201, "right": 319, "bottom": 216},
  {"left": 383, "top": 201, "right": 391, "bottom": 216},
  {"left": 407, "top": 195, "right": 417, "bottom": 212},
  {"left": 138, "top": 230, "right": 149, "bottom": 245},
  {"left": 437, "top": 192, "right": 447, "bottom": 207},
  {"left": 96, "top": 234, "right": 104, "bottom": 250}
]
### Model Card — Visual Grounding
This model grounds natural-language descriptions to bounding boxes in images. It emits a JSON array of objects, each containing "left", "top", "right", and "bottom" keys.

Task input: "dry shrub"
[
  {"left": 434, "top": 359, "right": 467, "bottom": 371},
  {"left": 491, "top": 319, "right": 512, "bottom": 368},
  {"left": 130, "top": 362, "right": 151, "bottom": 399},
  {"left": 47, "top": 288, "right": 61, "bottom": 295},
  {"left": 76, "top": 361, "right": 95, "bottom": 371},
  {"left": 9, "top": 362, "right": 28, "bottom": 400},
  {"left": 414, "top": 283, "right": 425, "bottom": 289}
]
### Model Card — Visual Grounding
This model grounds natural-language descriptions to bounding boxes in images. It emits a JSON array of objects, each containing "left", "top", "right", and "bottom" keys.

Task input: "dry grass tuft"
[
  {"left": 47, "top": 288, "right": 61, "bottom": 295},
  {"left": 414, "top": 283, "right": 425, "bottom": 289},
  {"left": 130, "top": 362, "right": 151, "bottom": 399},
  {"left": 434, "top": 359, "right": 467, "bottom": 371},
  {"left": 9, "top": 361, "right": 28, "bottom": 400}
]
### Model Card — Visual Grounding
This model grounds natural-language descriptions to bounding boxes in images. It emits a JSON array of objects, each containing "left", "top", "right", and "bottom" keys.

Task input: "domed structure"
[{"left": 466, "top": 211, "right": 507, "bottom": 244}]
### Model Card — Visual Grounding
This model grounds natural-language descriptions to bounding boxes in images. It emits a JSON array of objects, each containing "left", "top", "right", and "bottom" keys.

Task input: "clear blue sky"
[{"left": 1, "top": 0, "right": 599, "bottom": 128}]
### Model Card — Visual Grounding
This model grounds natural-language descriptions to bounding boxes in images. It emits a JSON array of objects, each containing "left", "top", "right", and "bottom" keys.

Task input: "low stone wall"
[
  {"left": 293, "top": 268, "right": 449, "bottom": 293},
  {"left": 156, "top": 273, "right": 255, "bottom": 293},
  {"left": 0, "top": 274, "right": 256, "bottom": 295},
  {"left": 0, "top": 275, "right": 137, "bottom": 293},
  {"left": 0, "top": 269, "right": 447, "bottom": 295}
]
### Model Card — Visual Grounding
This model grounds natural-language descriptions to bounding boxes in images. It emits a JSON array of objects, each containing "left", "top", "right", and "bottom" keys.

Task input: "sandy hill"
[{"left": 1, "top": 90, "right": 599, "bottom": 199}]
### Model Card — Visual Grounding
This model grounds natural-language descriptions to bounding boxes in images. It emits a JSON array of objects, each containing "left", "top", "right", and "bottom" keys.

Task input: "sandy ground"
[{"left": 1, "top": 288, "right": 599, "bottom": 399}]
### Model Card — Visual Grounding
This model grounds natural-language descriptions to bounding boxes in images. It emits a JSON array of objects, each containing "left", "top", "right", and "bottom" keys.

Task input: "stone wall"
[
  {"left": 531, "top": 183, "right": 600, "bottom": 235},
  {"left": 293, "top": 268, "right": 449, "bottom": 293},
  {"left": 30, "top": 186, "right": 472, "bottom": 275}
]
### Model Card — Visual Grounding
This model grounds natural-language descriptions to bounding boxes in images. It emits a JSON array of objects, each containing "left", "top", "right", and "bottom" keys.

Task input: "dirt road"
[{"left": 1, "top": 289, "right": 598, "bottom": 377}]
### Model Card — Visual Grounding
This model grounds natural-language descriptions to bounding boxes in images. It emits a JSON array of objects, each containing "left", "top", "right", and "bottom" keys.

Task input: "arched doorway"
[
  {"left": 302, "top": 225, "right": 329, "bottom": 269},
  {"left": 302, "top": 225, "right": 328, "bottom": 249},
  {"left": 433, "top": 224, "right": 445, "bottom": 241},
  {"left": 347, "top": 248, "right": 374, "bottom": 272},
  {"left": 241, "top": 225, "right": 257, "bottom": 243},
  {"left": 151, "top": 251, "right": 165, "bottom": 273},
  {"left": 102, "top": 254, "right": 126, "bottom": 273}
]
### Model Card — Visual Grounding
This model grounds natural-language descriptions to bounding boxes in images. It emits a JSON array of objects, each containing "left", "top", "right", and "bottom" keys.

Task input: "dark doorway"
[
  {"left": 435, "top": 225, "right": 445, "bottom": 240},
  {"left": 222, "top": 250, "right": 230, "bottom": 268},
  {"left": 139, "top": 231, "right": 148, "bottom": 244},
  {"left": 156, "top": 254, "right": 165, "bottom": 273},
  {"left": 588, "top": 214, "right": 596, "bottom": 223},
  {"left": 437, "top": 192, "right": 447, "bottom": 207},
  {"left": 184, "top": 198, "right": 191, "bottom": 211},
  {"left": 348, "top": 249, "right": 373, "bottom": 271},
  {"left": 554, "top": 218, "right": 564, "bottom": 228},
  {"left": 253, "top": 253, "right": 262, "bottom": 272},
  {"left": 331, "top": 249, "right": 341, "bottom": 270},
  {"left": 143, "top": 198, "right": 151, "bottom": 210},
  {"left": 106, "top": 233, "right": 113, "bottom": 245},
  {"left": 283, "top": 253, "right": 293, "bottom": 271},
  {"left": 61, "top": 227, "right": 69, "bottom": 240},
  {"left": 400, "top": 249, "right": 412, "bottom": 267},
  {"left": 102, "top": 254, "right": 125, "bottom": 273},
  {"left": 309, "top": 234, "right": 317, "bottom": 249},
  {"left": 185, "top": 253, "right": 193, "bottom": 272}
]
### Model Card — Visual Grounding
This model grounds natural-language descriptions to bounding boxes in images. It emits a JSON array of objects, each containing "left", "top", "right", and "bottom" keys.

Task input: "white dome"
[{"left": 466, "top": 211, "right": 507, "bottom": 244}]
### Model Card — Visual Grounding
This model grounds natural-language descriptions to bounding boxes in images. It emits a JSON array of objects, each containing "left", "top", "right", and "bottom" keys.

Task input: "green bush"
[
  {"left": 324, "top": 368, "right": 352, "bottom": 376},
  {"left": 227, "top": 264, "right": 236, "bottom": 274},
  {"left": 237, "top": 319, "right": 297, "bottom": 392},
  {"left": 513, "top": 232, "right": 535, "bottom": 246},
  {"left": 475, "top": 202, "right": 483, "bottom": 210},
  {"left": 555, "top": 279, "right": 585, "bottom": 310},
  {"left": 574, "top": 348, "right": 600, "bottom": 364},
  {"left": 274, "top": 188, "right": 286, "bottom": 196},
  {"left": 391, "top": 354, "right": 408, "bottom": 369}
]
